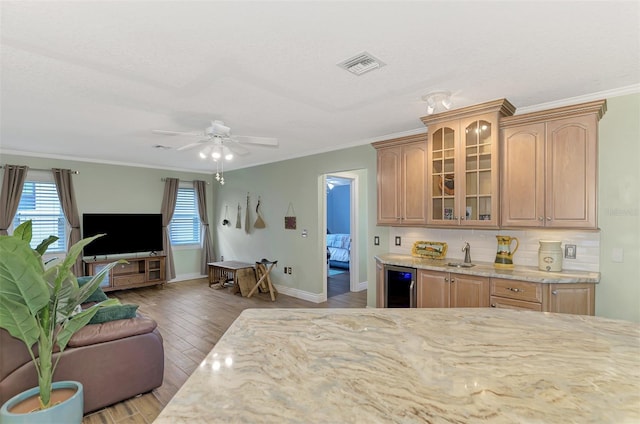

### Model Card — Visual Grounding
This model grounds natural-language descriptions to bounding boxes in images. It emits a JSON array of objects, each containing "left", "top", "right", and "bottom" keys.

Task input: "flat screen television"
[{"left": 82, "top": 213, "right": 163, "bottom": 257}]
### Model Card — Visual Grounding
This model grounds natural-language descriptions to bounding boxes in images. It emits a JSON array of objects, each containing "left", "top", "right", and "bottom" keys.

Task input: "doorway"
[{"left": 323, "top": 172, "right": 359, "bottom": 298}]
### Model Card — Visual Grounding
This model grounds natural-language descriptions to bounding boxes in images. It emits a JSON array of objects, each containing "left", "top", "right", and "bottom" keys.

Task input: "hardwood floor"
[
  {"left": 82, "top": 278, "right": 367, "bottom": 424},
  {"left": 327, "top": 269, "right": 350, "bottom": 298}
]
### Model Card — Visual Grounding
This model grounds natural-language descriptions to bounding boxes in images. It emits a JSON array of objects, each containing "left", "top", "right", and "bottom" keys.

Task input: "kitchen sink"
[{"left": 447, "top": 262, "right": 475, "bottom": 268}]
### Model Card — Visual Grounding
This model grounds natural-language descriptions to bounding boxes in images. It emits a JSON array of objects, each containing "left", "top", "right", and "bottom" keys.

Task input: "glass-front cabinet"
[{"left": 422, "top": 99, "right": 515, "bottom": 227}]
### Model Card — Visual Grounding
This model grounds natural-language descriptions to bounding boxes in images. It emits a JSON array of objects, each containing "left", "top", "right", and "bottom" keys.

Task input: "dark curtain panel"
[
  {"left": 161, "top": 178, "right": 179, "bottom": 280},
  {"left": 194, "top": 180, "right": 215, "bottom": 274},
  {"left": 0, "top": 165, "right": 29, "bottom": 235},
  {"left": 52, "top": 168, "right": 83, "bottom": 276}
]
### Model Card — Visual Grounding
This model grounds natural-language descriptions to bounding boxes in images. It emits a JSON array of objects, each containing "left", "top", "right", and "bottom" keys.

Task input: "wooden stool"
[{"left": 247, "top": 259, "right": 278, "bottom": 301}]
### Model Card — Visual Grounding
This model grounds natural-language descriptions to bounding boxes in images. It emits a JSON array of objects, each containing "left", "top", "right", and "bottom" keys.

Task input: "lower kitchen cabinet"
[
  {"left": 491, "top": 278, "right": 595, "bottom": 315},
  {"left": 544, "top": 283, "right": 595, "bottom": 315},
  {"left": 417, "top": 269, "right": 490, "bottom": 308}
]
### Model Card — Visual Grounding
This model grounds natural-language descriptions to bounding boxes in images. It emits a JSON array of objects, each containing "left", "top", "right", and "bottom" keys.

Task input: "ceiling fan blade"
[
  {"left": 177, "top": 140, "right": 208, "bottom": 151},
  {"left": 152, "top": 129, "right": 205, "bottom": 137},
  {"left": 231, "top": 135, "right": 279, "bottom": 146}
]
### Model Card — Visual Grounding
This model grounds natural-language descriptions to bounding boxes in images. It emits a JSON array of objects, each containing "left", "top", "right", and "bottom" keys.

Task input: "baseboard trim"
[
  {"left": 170, "top": 273, "right": 207, "bottom": 283},
  {"left": 274, "top": 284, "right": 325, "bottom": 304},
  {"left": 355, "top": 281, "right": 368, "bottom": 292}
]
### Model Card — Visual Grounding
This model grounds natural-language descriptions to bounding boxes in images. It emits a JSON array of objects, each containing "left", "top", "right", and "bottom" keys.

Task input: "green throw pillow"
[
  {"left": 89, "top": 303, "right": 139, "bottom": 324},
  {"left": 77, "top": 276, "right": 109, "bottom": 303}
]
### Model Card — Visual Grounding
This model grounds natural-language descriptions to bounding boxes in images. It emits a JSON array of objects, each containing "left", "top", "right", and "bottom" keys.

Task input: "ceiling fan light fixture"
[
  {"left": 222, "top": 145, "right": 233, "bottom": 161},
  {"left": 212, "top": 145, "right": 222, "bottom": 160}
]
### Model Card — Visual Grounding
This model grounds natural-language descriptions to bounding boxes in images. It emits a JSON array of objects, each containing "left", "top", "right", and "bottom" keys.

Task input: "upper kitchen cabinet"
[
  {"left": 421, "top": 99, "right": 515, "bottom": 227},
  {"left": 500, "top": 100, "right": 606, "bottom": 229},
  {"left": 373, "top": 133, "right": 428, "bottom": 226}
]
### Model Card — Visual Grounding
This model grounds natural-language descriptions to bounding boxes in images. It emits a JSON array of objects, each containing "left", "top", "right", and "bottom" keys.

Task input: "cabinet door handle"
[
  {"left": 490, "top": 304, "right": 496, "bottom": 308},
  {"left": 546, "top": 217, "right": 552, "bottom": 221},
  {"left": 444, "top": 278, "right": 449, "bottom": 283},
  {"left": 552, "top": 290, "right": 558, "bottom": 295},
  {"left": 450, "top": 278, "right": 455, "bottom": 283},
  {"left": 507, "top": 287, "right": 523, "bottom": 293},
  {"left": 538, "top": 216, "right": 544, "bottom": 222}
]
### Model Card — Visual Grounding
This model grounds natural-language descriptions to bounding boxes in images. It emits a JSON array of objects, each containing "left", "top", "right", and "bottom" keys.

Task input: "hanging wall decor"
[
  {"left": 254, "top": 196, "right": 266, "bottom": 229},
  {"left": 236, "top": 203, "right": 242, "bottom": 229},
  {"left": 245, "top": 193, "right": 251, "bottom": 233},
  {"left": 284, "top": 202, "right": 296, "bottom": 230},
  {"left": 222, "top": 205, "right": 230, "bottom": 226}
]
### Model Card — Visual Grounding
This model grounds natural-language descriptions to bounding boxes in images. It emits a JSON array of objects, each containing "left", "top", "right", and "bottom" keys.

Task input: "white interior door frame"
[{"left": 320, "top": 171, "right": 360, "bottom": 297}]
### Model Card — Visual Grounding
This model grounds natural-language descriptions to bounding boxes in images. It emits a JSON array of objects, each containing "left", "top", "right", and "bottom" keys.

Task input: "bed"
[{"left": 327, "top": 233, "right": 350, "bottom": 270}]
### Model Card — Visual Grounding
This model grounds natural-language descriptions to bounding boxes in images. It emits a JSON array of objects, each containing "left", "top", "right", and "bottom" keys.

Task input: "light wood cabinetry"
[
  {"left": 421, "top": 99, "right": 515, "bottom": 227},
  {"left": 500, "top": 100, "right": 606, "bottom": 229},
  {"left": 85, "top": 255, "right": 166, "bottom": 292},
  {"left": 543, "top": 283, "right": 595, "bottom": 315},
  {"left": 373, "top": 134, "right": 428, "bottom": 226},
  {"left": 491, "top": 278, "right": 594, "bottom": 315},
  {"left": 417, "top": 269, "right": 490, "bottom": 308}
]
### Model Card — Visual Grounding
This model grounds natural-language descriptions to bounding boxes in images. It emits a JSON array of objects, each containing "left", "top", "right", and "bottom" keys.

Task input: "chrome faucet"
[{"left": 462, "top": 242, "right": 471, "bottom": 264}]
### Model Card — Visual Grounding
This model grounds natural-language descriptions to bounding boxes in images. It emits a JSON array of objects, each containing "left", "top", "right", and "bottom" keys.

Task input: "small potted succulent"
[{"left": 0, "top": 221, "right": 122, "bottom": 423}]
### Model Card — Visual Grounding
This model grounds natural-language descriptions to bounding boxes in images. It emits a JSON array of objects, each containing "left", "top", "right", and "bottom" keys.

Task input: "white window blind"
[
  {"left": 169, "top": 187, "right": 201, "bottom": 246},
  {"left": 13, "top": 181, "right": 67, "bottom": 252}
]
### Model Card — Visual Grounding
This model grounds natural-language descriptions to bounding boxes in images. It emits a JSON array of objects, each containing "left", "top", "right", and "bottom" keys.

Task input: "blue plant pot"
[{"left": 0, "top": 381, "right": 83, "bottom": 424}]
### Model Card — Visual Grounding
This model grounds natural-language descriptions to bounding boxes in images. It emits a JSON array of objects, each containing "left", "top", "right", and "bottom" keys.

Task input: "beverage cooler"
[{"left": 384, "top": 265, "right": 417, "bottom": 308}]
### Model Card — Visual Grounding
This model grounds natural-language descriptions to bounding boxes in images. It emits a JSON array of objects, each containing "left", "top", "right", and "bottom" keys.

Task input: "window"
[
  {"left": 13, "top": 180, "right": 67, "bottom": 252},
  {"left": 169, "top": 187, "right": 201, "bottom": 246}
]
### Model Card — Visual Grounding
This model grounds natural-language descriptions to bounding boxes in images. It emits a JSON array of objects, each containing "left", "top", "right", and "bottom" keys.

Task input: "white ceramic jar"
[{"left": 538, "top": 240, "right": 563, "bottom": 272}]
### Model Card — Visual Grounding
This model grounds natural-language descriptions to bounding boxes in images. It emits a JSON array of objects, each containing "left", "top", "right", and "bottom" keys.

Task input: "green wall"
[
  {"left": 214, "top": 144, "right": 388, "bottom": 305},
  {"left": 2, "top": 92, "right": 638, "bottom": 318},
  {"left": 0, "top": 155, "right": 214, "bottom": 278},
  {"left": 597, "top": 93, "right": 640, "bottom": 322}
]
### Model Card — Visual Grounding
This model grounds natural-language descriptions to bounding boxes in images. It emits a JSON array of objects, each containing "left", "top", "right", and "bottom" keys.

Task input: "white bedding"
[{"left": 327, "top": 234, "right": 350, "bottom": 263}]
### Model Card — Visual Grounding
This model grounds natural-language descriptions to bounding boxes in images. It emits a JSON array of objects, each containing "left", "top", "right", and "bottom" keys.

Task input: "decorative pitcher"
[{"left": 494, "top": 235, "right": 519, "bottom": 269}]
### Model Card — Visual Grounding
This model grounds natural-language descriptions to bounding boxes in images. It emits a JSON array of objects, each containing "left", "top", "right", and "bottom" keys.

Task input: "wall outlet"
[
  {"left": 565, "top": 244, "right": 577, "bottom": 259},
  {"left": 288, "top": 267, "right": 293, "bottom": 275},
  {"left": 374, "top": 236, "right": 380, "bottom": 246},
  {"left": 395, "top": 236, "right": 401, "bottom": 246}
]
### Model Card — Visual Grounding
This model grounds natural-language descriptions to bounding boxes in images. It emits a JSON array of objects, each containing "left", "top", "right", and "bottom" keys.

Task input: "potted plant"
[{"left": 0, "top": 221, "right": 122, "bottom": 423}]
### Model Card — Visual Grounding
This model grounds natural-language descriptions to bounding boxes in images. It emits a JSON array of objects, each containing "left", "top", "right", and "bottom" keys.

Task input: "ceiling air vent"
[{"left": 338, "top": 52, "right": 386, "bottom": 76}]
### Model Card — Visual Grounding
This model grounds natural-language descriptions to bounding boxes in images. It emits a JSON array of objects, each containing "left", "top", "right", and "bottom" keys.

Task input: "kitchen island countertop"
[{"left": 154, "top": 308, "right": 638, "bottom": 423}]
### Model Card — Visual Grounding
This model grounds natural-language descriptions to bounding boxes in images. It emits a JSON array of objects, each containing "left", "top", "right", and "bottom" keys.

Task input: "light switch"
[{"left": 612, "top": 248, "right": 624, "bottom": 263}]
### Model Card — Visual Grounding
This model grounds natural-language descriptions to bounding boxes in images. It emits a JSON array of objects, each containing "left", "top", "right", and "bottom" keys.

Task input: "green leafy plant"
[{"left": 0, "top": 221, "right": 123, "bottom": 410}]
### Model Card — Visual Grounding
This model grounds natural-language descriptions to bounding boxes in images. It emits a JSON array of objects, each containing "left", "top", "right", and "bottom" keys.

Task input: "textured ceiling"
[{"left": 1, "top": 1, "right": 639, "bottom": 173}]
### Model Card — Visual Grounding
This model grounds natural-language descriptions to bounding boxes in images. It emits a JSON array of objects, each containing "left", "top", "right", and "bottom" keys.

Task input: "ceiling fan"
[
  {"left": 152, "top": 120, "right": 278, "bottom": 159},
  {"left": 153, "top": 120, "right": 278, "bottom": 185}
]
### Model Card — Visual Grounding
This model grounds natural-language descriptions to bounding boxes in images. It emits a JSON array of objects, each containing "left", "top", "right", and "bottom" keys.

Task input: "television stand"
[{"left": 84, "top": 255, "right": 166, "bottom": 292}]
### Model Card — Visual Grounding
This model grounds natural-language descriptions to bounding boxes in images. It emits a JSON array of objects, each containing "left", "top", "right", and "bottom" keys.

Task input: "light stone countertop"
[
  {"left": 154, "top": 308, "right": 639, "bottom": 423},
  {"left": 376, "top": 253, "right": 600, "bottom": 283}
]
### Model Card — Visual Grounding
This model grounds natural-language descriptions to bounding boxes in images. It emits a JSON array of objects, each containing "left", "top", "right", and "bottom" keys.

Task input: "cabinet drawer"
[
  {"left": 491, "top": 278, "right": 542, "bottom": 303},
  {"left": 113, "top": 273, "right": 145, "bottom": 287},
  {"left": 490, "top": 296, "right": 542, "bottom": 312},
  {"left": 112, "top": 262, "right": 140, "bottom": 275}
]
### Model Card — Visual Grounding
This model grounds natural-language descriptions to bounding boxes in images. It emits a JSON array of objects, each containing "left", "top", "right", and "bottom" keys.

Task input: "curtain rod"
[
  {"left": 0, "top": 165, "right": 79, "bottom": 174},
  {"left": 161, "top": 178, "right": 209, "bottom": 185}
]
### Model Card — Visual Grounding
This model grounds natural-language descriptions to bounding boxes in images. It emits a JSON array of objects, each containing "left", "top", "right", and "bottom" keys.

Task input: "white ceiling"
[{"left": 1, "top": 1, "right": 639, "bottom": 174}]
